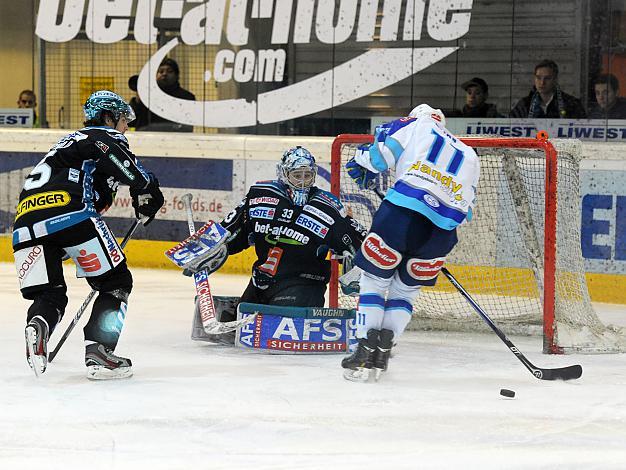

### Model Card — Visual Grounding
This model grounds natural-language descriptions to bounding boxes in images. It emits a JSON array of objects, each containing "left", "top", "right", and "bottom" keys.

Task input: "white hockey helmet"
[
  {"left": 277, "top": 146, "right": 317, "bottom": 206},
  {"left": 409, "top": 104, "right": 446, "bottom": 127}
]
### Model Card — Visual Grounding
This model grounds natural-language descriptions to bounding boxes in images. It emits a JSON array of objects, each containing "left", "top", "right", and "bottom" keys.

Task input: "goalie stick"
[
  {"left": 369, "top": 185, "right": 582, "bottom": 381},
  {"left": 48, "top": 219, "right": 141, "bottom": 363},
  {"left": 181, "top": 193, "right": 256, "bottom": 335}
]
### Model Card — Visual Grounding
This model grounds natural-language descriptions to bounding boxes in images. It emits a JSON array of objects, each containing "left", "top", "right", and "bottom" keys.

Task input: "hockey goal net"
[{"left": 330, "top": 134, "right": 626, "bottom": 354}]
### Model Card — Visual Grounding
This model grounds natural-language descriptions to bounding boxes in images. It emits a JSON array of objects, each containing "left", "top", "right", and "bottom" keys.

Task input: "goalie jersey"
[
  {"left": 355, "top": 116, "right": 480, "bottom": 230},
  {"left": 221, "top": 180, "right": 367, "bottom": 286}
]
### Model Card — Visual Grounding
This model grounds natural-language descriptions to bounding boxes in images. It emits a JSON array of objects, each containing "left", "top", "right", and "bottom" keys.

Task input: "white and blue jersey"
[{"left": 355, "top": 116, "right": 480, "bottom": 230}]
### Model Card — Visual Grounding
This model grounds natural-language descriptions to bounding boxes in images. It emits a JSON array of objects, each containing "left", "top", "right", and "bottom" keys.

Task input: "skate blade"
[
  {"left": 342, "top": 367, "right": 373, "bottom": 383},
  {"left": 86, "top": 365, "right": 133, "bottom": 380},
  {"left": 25, "top": 326, "right": 46, "bottom": 377}
]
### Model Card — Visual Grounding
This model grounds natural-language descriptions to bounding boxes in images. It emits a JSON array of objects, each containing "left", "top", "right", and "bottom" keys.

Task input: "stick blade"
[
  {"left": 538, "top": 364, "right": 583, "bottom": 381},
  {"left": 203, "top": 313, "right": 258, "bottom": 335}
]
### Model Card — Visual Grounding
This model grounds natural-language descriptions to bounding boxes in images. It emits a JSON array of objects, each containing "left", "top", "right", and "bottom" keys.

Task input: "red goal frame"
[{"left": 330, "top": 134, "right": 561, "bottom": 353}]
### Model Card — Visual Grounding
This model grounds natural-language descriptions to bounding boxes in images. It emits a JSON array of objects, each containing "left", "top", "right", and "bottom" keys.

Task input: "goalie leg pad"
[{"left": 191, "top": 296, "right": 240, "bottom": 342}]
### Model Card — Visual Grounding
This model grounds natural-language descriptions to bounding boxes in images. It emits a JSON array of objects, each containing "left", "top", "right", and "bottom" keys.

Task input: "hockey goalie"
[{"left": 166, "top": 146, "right": 366, "bottom": 353}]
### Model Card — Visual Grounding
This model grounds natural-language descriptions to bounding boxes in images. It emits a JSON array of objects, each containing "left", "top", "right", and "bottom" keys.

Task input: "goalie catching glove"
[
  {"left": 346, "top": 149, "right": 378, "bottom": 190},
  {"left": 165, "top": 221, "right": 230, "bottom": 275},
  {"left": 338, "top": 249, "right": 361, "bottom": 296},
  {"left": 130, "top": 173, "right": 164, "bottom": 226}
]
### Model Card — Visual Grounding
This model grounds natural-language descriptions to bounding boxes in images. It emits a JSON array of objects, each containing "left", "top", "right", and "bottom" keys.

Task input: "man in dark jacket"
[
  {"left": 129, "top": 57, "right": 196, "bottom": 132},
  {"left": 588, "top": 73, "right": 626, "bottom": 119},
  {"left": 459, "top": 77, "right": 501, "bottom": 117},
  {"left": 510, "top": 60, "right": 586, "bottom": 119}
]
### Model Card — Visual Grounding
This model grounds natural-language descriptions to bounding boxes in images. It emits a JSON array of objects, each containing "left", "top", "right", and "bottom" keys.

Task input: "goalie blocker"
[{"left": 192, "top": 297, "right": 357, "bottom": 354}]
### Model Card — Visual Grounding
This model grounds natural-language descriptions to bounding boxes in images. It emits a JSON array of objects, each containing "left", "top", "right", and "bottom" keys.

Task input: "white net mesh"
[{"left": 333, "top": 136, "right": 626, "bottom": 354}]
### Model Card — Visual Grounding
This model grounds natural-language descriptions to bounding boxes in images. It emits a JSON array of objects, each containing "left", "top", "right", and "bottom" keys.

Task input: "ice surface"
[{"left": 1, "top": 263, "right": 626, "bottom": 469}]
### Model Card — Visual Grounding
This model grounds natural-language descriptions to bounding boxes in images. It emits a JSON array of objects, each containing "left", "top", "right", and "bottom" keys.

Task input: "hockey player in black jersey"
[
  {"left": 14, "top": 90, "right": 164, "bottom": 379},
  {"left": 178, "top": 146, "right": 367, "bottom": 332}
]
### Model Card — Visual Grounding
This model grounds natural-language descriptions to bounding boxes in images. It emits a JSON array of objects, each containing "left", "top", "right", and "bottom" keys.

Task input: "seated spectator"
[
  {"left": 510, "top": 59, "right": 586, "bottom": 119},
  {"left": 459, "top": 77, "right": 501, "bottom": 117},
  {"left": 16, "top": 90, "right": 40, "bottom": 127},
  {"left": 588, "top": 73, "right": 626, "bottom": 119},
  {"left": 128, "top": 57, "right": 196, "bottom": 132}
]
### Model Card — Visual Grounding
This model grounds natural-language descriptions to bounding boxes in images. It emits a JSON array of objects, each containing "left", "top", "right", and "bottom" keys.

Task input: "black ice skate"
[
  {"left": 25, "top": 316, "right": 49, "bottom": 377},
  {"left": 85, "top": 343, "right": 133, "bottom": 380},
  {"left": 373, "top": 329, "right": 394, "bottom": 381},
  {"left": 342, "top": 329, "right": 379, "bottom": 382}
]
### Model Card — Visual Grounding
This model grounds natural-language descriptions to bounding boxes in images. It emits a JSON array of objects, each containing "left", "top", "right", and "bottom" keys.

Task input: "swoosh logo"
[{"left": 138, "top": 39, "right": 458, "bottom": 128}]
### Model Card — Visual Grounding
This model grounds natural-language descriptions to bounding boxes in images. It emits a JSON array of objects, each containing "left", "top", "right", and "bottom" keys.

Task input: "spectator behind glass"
[
  {"left": 127, "top": 57, "right": 196, "bottom": 132},
  {"left": 459, "top": 77, "right": 501, "bottom": 117},
  {"left": 510, "top": 59, "right": 586, "bottom": 119},
  {"left": 588, "top": 74, "right": 626, "bottom": 119},
  {"left": 17, "top": 90, "right": 40, "bottom": 127}
]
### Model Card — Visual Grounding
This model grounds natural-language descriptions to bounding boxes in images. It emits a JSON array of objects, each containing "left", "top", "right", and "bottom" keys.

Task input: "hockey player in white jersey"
[{"left": 341, "top": 104, "right": 480, "bottom": 381}]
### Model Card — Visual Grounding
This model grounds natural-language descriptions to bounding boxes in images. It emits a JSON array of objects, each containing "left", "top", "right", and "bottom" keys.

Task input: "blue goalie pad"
[{"left": 235, "top": 303, "right": 358, "bottom": 354}]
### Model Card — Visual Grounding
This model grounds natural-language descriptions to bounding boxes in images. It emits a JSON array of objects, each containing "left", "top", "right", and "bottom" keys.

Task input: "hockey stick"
[
  {"left": 181, "top": 193, "right": 256, "bottom": 334},
  {"left": 441, "top": 267, "right": 582, "bottom": 381},
  {"left": 368, "top": 187, "right": 582, "bottom": 380},
  {"left": 48, "top": 219, "right": 141, "bottom": 363}
]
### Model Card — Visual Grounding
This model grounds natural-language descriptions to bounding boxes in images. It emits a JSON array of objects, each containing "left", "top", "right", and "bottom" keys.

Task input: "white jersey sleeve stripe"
[
  {"left": 368, "top": 143, "right": 389, "bottom": 172},
  {"left": 384, "top": 136, "right": 405, "bottom": 163}
]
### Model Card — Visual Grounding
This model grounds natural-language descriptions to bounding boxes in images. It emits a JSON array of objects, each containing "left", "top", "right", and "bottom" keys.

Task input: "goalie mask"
[
  {"left": 409, "top": 103, "right": 446, "bottom": 127},
  {"left": 277, "top": 146, "right": 317, "bottom": 206},
  {"left": 84, "top": 90, "right": 136, "bottom": 125}
]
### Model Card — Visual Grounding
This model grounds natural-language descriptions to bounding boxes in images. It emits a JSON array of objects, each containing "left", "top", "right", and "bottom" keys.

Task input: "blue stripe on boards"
[{"left": 0, "top": 152, "right": 234, "bottom": 191}]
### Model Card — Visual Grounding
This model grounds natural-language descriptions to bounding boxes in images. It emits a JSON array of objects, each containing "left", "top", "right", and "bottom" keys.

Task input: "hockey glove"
[
  {"left": 339, "top": 265, "right": 361, "bottom": 297},
  {"left": 346, "top": 156, "right": 377, "bottom": 190},
  {"left": 182, "top": 244, "right": 228, "bottom": 277},
  {"left": 130, "top": 173, "right": 164, "bottom": 226},
  {"left": 166, "top": 221, "right": 230, "bottom": 275}
]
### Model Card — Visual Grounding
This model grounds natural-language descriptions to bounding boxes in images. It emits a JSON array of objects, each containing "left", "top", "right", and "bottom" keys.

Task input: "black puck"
[{"left": 500, "top": 388, "right": 515, "bottom": 398}]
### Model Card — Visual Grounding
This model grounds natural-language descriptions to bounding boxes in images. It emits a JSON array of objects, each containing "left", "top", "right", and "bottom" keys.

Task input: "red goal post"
[{"left": 330, "top": 133, "right": 625, "bottom": 354}]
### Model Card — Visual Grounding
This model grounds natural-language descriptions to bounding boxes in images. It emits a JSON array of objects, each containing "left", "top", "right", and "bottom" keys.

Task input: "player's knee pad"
[
  {"left": 87, "top": 264, "right": 133, "bottom": 298},
  {"left": 398, "top": 256, "right": 446, "bottom": 287},
  {"left": 355, "top": 232, "right": 402, "bottom": 279}
]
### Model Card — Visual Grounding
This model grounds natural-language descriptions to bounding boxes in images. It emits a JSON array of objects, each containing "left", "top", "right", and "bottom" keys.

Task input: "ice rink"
[{"left": 1, "top": 262, "right": 626, "bottom": 470}]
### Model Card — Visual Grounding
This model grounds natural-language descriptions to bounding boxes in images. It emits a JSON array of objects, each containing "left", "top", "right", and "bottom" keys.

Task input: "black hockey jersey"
[
  {"left": 13, "top": 127, "right": 151, "bottom": 247},
  {"left": 221, "top": 180, "right": 367, "bottom": 285}
]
